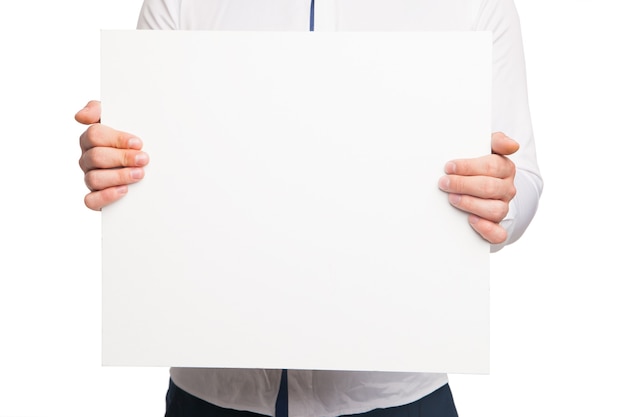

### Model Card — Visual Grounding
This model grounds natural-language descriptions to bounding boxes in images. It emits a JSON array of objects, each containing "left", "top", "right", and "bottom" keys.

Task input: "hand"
[
  {"left": 438, "top": 132, "right": 519, "bottom": 244},
  {"left": 76, "top": 100, "right": 149, "bottom": 210}
]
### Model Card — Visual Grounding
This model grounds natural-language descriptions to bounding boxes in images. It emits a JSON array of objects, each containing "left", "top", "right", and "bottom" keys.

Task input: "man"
[{"left": 77, "top": 0, "right": 542, "bottom": 416}]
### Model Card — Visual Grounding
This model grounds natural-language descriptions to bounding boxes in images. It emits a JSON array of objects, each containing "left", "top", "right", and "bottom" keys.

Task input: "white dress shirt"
[{"left": 135, "top": 1, "right": 543, "bottom": 416}]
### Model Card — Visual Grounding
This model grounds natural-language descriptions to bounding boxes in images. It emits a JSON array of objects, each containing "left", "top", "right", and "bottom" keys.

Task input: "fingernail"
[
  {"left": 444, "top": 161, "right": 456, "bottom": 174},
  {"left": 130, "top": 168, "right": 144, "bottom": 180},
  {"left": 135, "top": 152, "right": 149, "bottom": 165},
  {"left": 128, "top": 137, "right": 143, "bottom": 149},
  {"left": 438, "top": 176, "right": 450, "bottom": 190},
  {"left": 469, "top": 215, "right": 480, "bottom": 225},
  {"left": 117, "top": 185, "right": 128, "bottom": 195},
  {"left": 449, "top": 194, "right": 461, "bottom": 205}
]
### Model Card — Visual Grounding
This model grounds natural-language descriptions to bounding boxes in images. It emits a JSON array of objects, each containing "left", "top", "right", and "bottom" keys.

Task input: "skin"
[
  {"left": 438, "top": 131, "right": 519, "bottom": 245},
  {"left": 76, "top": 100, "right": 149, "bottom": 211},
  {"left": 76, "top": 100, "right": 518, "bottom": 244}
]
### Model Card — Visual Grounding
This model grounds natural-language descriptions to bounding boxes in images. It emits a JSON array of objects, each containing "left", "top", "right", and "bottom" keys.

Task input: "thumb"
[
  {"left": 75, "top": 100, "right": 101, "bottom": 125},
  {"left": 491, "top": 131, "right": 519, "bottom": 156}
]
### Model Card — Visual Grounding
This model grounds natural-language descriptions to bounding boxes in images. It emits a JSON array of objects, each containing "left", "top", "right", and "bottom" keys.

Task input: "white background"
[{"left": 0, "top": 1, "right": 624, "bottom": 416}]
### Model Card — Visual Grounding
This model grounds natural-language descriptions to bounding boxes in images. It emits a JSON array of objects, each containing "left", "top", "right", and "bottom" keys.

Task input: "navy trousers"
[{"left": 164, "top": 378, "right": 459, "bottom": 417}]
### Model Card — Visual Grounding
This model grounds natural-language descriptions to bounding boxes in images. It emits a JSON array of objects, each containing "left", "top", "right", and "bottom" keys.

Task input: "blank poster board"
[{"left": 101, "top": 30, "right": 491, "bottom": 374}]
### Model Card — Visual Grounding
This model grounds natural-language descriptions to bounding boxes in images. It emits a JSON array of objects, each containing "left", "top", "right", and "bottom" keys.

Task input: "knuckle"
[
  {"left": 78, "top": 155, "right": 86, "bottom": 172},
  {"left": 485, "top": 157, "right": 501, "bottom": 177},
  {"left": 490, "top": 202, "right": 509, "bottom": 222},
  {"left": 507, "top": 184, "right": 517, "bottom": 201},
  {"left": 85, "top": 123, "right": 103, "bottom": 142},
  {"left": 453, "top": 176, "right": 467, "bottom": 193},
  {"left": 84, "top": 170, "right": 103, "bottom": 191},
  {"left": 86, "top": 148, "right": 106, "bottom": 168},
  {"left": 118, "top": 168, "right": 134, "bottom": 185},
  {"left": 481, "top": 179, "right": 498, "bottom": 197},
  {"left": 121, "top": 150, "right": 137, "bottom": 167},
  {"left": 505, "top": 158, "right": 517, "bottom": 176},
  {"left": 122, "top": 150, "right": 134, "bottom": 167}
]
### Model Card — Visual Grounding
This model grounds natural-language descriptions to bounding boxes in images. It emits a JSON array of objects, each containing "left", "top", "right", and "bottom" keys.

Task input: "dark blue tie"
[
  {"left": 275, "top": 4, "right": 315, "bottom": 417},
  {"left": 275, "top": 369, "right": 289, "bottom": 417}
]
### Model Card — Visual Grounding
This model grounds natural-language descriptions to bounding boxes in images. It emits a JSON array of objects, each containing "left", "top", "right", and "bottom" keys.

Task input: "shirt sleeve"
[
  {"left": 474, "top": 0, "right": 543, "bottom": 252},
  {"left": 136, "top": 0, "right": 179, "bottom": 29}
]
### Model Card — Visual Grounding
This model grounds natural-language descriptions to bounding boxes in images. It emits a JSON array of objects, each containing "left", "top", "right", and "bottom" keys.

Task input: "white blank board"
[{"left": 101, "top": 30, "right": 491, "bottom": 373}]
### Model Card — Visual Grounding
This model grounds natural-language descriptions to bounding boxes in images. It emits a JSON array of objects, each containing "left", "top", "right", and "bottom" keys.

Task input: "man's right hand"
[{"left": 76, "top": 100, "right": 149, "bottom": 211}]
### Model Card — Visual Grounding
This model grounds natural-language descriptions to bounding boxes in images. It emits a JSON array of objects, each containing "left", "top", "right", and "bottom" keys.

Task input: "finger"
[
  {"left": 438, "top": 174, "right": 516, "bottom": 201},
  {"left": 75, "top": 100, "right": 102, "bottom": 125},
  {"left": 79, "top": 147, "right": 150, "bottom": 172},
  {"left": 491, "top": 131, "right": 520, "bottom": 156},
  {"left": 84, "top": 186, "right": 129, "bottom": 211},
  {"left": 468, "top": 214, "right": 508, "bottom": 244},
  {"left": 84, "top": 167, "right": 145, "bottom": 192},
  {"left": 444, "top": 154, "right": 516, "bottom": 179},
  {"left": 80, "top": 123, "right": 143, "bottom": 152},
  {"left": 447, "top": 193, "right": 509, "bottom": 224}
]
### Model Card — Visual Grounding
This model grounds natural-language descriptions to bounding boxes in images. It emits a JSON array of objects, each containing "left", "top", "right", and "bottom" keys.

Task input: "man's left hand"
[{"left": 438, "top": 132, "right": 519, "bottom": 244}]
